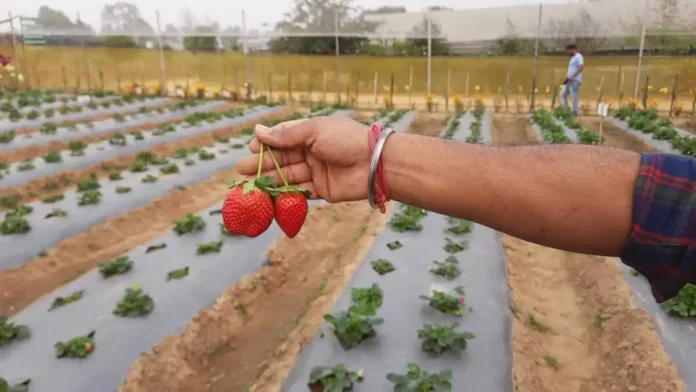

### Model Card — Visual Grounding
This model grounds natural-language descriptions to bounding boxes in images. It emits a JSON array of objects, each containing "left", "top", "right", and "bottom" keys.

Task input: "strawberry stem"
[
  {"left": 266, "top": 146, "right": 289, "bottom": 187},
  {"left": 257, "top": 143, "right": 265, "bottom": 179}
]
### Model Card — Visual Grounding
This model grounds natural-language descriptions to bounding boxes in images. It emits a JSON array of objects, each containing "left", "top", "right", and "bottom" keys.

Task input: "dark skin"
[{"left": 237, "top": 116, "right": 640, "bottom": 257}]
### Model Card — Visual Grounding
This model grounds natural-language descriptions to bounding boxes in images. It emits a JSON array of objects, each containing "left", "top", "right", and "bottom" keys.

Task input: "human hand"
[{"left": 236, "top": 116, "right": 371, "bottom": 203}]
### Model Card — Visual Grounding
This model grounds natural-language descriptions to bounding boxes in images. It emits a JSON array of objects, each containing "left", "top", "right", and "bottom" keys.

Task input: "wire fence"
[{"left": 0, "top": 0, "right": 694, "bottom": 113}]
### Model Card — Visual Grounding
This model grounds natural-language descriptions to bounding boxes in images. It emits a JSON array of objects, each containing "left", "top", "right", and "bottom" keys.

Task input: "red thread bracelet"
[{"left": 368, "top": 123, "right": 391, "bottom": 213}]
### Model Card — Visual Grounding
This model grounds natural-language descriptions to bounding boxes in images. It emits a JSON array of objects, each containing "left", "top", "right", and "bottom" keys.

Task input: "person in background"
[{"left": 562, "top": 44, "right": 584, "bottom": 116}]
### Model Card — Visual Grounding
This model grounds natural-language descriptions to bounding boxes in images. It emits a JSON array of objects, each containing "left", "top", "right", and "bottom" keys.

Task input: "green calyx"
[{"left": 226, "top": 176, "right": 309, "bottom": 198}]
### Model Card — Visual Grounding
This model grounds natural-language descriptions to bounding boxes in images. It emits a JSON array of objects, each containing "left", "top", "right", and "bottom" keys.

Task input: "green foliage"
[
  {"left": 663, "top": 284, "right": 696, "bottom": 317},
  {"left": 418, "top": 323, "right": 475, "bottom": 355},
  {"left": 8, "top": 109, "right": 22, "bottom": 122},
  {"left": 68, "top": 140, "right": 87, "bottom": 156},
  {"left": 386, "top": 363, "right": 453, "bottom": 392},
  {"left": 141, "top": 174, "right": 158, "bottom": 183},
  {"left": 173, "top": 148, "right": 189, "bottom": 159},
  {"left": 430, "top": 256, "right": 461, "bottom": 280},
  {"left": 349, "top": 283, "right": 383, "bottom": 315},
  {"left": 0, "top": 130, "right": 15, "bottom": 143},
  {"left": 0, "top": 377, "right": 31, "bottom": 392},
  {"left": 173, "top": 214, "right": 206, "bottom": 235},
  {"left": 531, "top": 109, "right": 570, "bottom": 144},
  {"left": 386, "top": 240, "right": 403, "bottom": 250},
  {"left": 129, "top": 160, "right": 149, "bottom": 172},
  {"left": 109, "top": 171, "right": 123, "bottom": 181},
  {"left": 49, "top": 290, "right": 85, "bottom": 311},
  {"left": 389, "top": 204, "right": 427, "bottom": 232},
  {"left": 0, "top": 194, "right": 21, "bottom": 209},
  {"left": 160, "top": 163, "right": 180, "bottom": 175},
  {"left": 110, "top": 133, "right": 127, "bottom": 145},
  {"left": 420, "top": 290, "right": 465, "bottom": 316},
  {"left": 196, "top": 241, "right": 223, "bottom": 255},
  {"left": 167, "top": 266, "right": 189, "bottom": 281},
  {"left": 39, "top": 122, "right": 58, "bottom": 135},
  {"left": 17, "top": 159, "right": 35, "bottom": 172},
  {"left": 98, "top": 256, "right": 133, "bottom": 278},
  {"left": 55, "top": 331, "right": 96, "bottom": 358},
  {"left": 5, "top": 205, "right": 33, "bottom": 218},
  {"left": 198, "top": 150, "right": 216, "bottom": 161},
  {"left": 308, "top": 364, "right": 363, "bottom": 392},
  {"left": 45, "top": 208, "right": 68, "bottom": 219},
  {"left": 131, "top": 131, "right": 144, "bottom": 140},
  {"left": 0, "top": 217, "right": 31, "bottom": 235},
  {"left": 370, "top": 259, "right": 395, "bottom": 275},
  {"left": 112, "top": 113, "right": 126, "bottom": 122},
  {"left": 183, "top": 26, "right": 219, "bottom": 53},
  {"left": 43, "top": 151, "right": 62, "bottom": 163},
  {"left": 443, "top": 238, "right": 467, "bottom": 254},
  {"left": 115, "top": 186, "right": 132, "bottom": 194},
  {"left": 76, "top": 175, "right": 100, "bottom": 192},
  {"left": 114, "top": 286, "right": 154, "bottom": 317},
  {"left": 43, "top": 193, "right": 65, "bottom": 203},
  {"left": 324, "top": 311, "right": 383, "bottom": 350},
  {"left": 445, "top": 217, "right": 473, "bottom": 235},
  {"left": 0, "top": 316, "right": 31, "bottom": 347},
  {"left": 152, "top": 123, "right": 175, "bottom": 136}
]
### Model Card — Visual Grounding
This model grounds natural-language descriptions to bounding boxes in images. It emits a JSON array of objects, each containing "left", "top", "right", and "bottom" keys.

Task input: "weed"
[
  {"left": 594, "top": 311, "right": 611, "bottom": 328},
  {"left": 370, "top": 259, "right": 395, "bottom": 275},
  {"left": 48, "top": 290, "right": 85, "bottom": 311},
  {"left": 55, "top": 330, "right": 96, "bottom": 358},
  {"left": 114, "top": 285, "right": 154, "bottom": 317},
  {"left": 418, "top": 323, "right": 475, "bottom": 355},
  {"left": 167, "top": 267, "right": 190, "bottom": 281},
  {"left": 543, "top": 354, "right": 559, "bottom": 370},
  {"left": 386, "top": 363, "right": 452, "bottom": 392},
  {"left": 196, "top": 241, "right": 223, "bottom": 255},
  {"left": 528, "top": 314, "right": 549, "bottom": 332},
  {"left": 98, "top": 256, "right": 133, "bottom": 278},
  {"left": 430, "top": 255, "right": 461, "bottom": 280},
  {"left": 0, "top": 378, "right": 31, "bottom": 392}
]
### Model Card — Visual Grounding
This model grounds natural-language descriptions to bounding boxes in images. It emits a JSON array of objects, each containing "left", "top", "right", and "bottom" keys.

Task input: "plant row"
[
  {"left": 0, "top": 90, "right": 111, "bottom": 108},
  {"left": 553, "top": 107, "right": 602, "bottom": 145},
  {"left": 531, "top": 109, "right": 571, "bottom": 144},
  {"left": 614, "top": 107, "right": 696, "bottom": 155},
  {"left": 465, "top": 107, "right": 486, "bottom": 144}
]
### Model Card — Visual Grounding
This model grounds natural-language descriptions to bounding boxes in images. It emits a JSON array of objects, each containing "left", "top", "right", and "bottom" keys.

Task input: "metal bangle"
[{"left": 367, "top": 127, "right": 395, "bottom": 209}]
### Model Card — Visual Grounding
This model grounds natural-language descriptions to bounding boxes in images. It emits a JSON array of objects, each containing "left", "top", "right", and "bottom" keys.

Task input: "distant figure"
[{"left": 562, "top": 44, "right": 584, "bottom": 116}]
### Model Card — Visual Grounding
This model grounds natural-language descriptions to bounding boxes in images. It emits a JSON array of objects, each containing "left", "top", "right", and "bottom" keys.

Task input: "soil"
[
  {"left": 406, "top": 112, "right": 450, "bottom": 136},
  {"left": 493, "top": 114, "right": 684, "bottom": 392},
  {"left": 577, "top": 117, "right": 658, "bottom": 153},
  {"left": 0, "top": 107, "right": 294, "bottom": 210},
  {"left": 672, "top": 117, "right": 696, "bottom": 134},
  {"left": 491, "top": 113, "right": 540, "bottom": 146}
]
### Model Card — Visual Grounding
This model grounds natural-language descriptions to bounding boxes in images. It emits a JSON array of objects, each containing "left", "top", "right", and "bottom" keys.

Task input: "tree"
[
  {"left": 220, "top": 25, "right": 243, "bottom": 52},
  {"left": 36, "top": 6, "right": 74, "bottom": 30},
  {"left": 547, "top": 9, "right": 607, "bottom": 53},
  {"left": 183, "top": 25, "right": 219, "bottom": 53},
  {"left": 101, "top": 2, "right": 154, "bottom": 36},
  {"left": 393, "top": 16, "right": 449, "bottom": 56},
  {"left": 268, "top": 0, "right": 377, "bottom": 55},
  {"left": 493, "top": 16, "right": 536, "bottom": 56},
  {"left": 364, "top": 6, "right": 406, "bottom": 15}
]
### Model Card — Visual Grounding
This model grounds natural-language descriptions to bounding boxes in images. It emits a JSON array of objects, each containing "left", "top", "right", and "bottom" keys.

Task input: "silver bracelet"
[{"left": 368, "top": 126, "right": 395, "bottom": 209}]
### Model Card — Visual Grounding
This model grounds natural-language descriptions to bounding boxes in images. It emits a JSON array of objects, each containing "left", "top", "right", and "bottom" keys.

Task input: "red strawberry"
[
  {"left": 222, "top": 180, "right": 274, "bottom": 238},
  {"left": 274, "top": 191, "right": 308, "bottom": 238}
]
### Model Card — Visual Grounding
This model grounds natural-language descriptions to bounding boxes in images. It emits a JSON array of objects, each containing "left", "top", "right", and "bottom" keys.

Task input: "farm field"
[{"left": 0, "top": 87, "right": 695, "bottom": 392}]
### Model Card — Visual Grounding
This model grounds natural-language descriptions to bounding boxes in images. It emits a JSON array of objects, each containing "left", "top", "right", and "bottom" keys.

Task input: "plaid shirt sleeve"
[{"left": 620, "top": 153, "right": 696, "bottom": 302}]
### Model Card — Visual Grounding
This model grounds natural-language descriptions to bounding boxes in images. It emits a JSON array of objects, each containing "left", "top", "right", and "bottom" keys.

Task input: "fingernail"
[{"left": 255, "top": 124, "right": 272, "bottom": 134}]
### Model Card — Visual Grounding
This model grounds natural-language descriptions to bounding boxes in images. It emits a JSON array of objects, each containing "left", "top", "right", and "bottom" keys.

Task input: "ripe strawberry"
[
  {"left": 222, "top": 180, "right": 274, "bottom": 238},
  {"left": 274, "top": 191, "right": 308, "bottom": 238}
]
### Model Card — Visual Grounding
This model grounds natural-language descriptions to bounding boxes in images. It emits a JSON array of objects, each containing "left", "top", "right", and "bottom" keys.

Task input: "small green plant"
[
  {"left": 0, "top": 194, "right": 21, "bottom": 209},
  {"left": 349, "top": 283, "right": 383, "bottom": 315},
  {"left": 445, "top": 217, "right": 473, "bottom": 235},
  {"left": 141, "top": 174, "right": 158, "bottom": 183},
  {"left": 43, "top": 193, "right": 65, "bottom": 203},
  {"left": 113, "top": 285, "right": 154, "bottom": 317},
  {"left": 39, "top": 122, "right": 57, "bottom": 134},
  {"left": 544, "top": 354, "right": 559, "bottom": 370},
  {"left": 386, "top": 241, "right": 402, "bottom": 250},
  {"left": 26, "top": 110, "right": 39, "bottom": 120},
  {"left": 166, "top": 267, "right": 190, "bottom": 281},
  {"left": 145, "top": 242, "right": 167, "bottom": 253},
  {"left": 663, "top": 284, "right": 696, "bottom": 317},
  {"left": 43, "top": 151, "right": 62, "bottom": 163},
  {"left": 115, "top": 186, "right": 132, "bottom": 194},
  {"left": 429, "top": 256, "right": 461, "bottom": 280},
  {"left": 0, "top": 378, "right": 31, "bottom": 392},
  {"left": 110, "top": 133, "right": 127, "bottom": 145},
  {"left": 0, "top": 130, "right": 15, "bottom": 143},
  {"left": 630, "top": 268, "right": 640, "bottom": 277},
  {"left": 68, "top": 141, "right": 86, "bottom": 156},
  {"left": 131, "top": 131, "right": 144, "bottom": 140},
  {"left": 231, "top": 143, "right": 244, "bottom": 149},
  {"left": 443, "top": 238, "right": 467, "bottom": 254},
  {"left": 198, "top": 150, "right": 215, "bottom": 160},
  {"left": 386, "top": 363, "right": 453, "bottom": 392},
  {"left": 173, "top": 148, "right": 189, "bottom": 159},
  {"left": 76, "top": 175, "right": 100, "bottom": 192},
  {"left": 389, "top": 204, "right": 427, "bottom": 232},
  {"left": 17, "top": 159, "right": 35, "bottom": 172},
  {"left": 55, "top": 330, "right": 96, "bottom": 358},
  {"left": 308, "top": 364, "right": 363, "bottom": 392},
  {"left": 78, "top": 190, "right": 102, "bottom": 206},
  {"left": 45, "top": 208, "right": 68, "bottom": 219},
  {"left": 113, "top": 113, "right": 126, "bottom": 122},
  {"left": 160, "top": 163, "right": 180, "bottom": 175},
  {"left": 196, "top": 241, "right": 223, "bottom": 255},
  {"left": 153, "top": 123, "right": 175, "bottom": 135},
  {"left": 324, "top": 311, "right": 383, "bottom": 350},
  {"left": 8, "top": 109, "right": 22, "bottom": 122},
  {"left": 98, "top": 256, "right": 133, "bottom": 278},
  {"left": 420, "top": 290, "right": 466, "bottom": 316},
  {"left": 109, "top": 172, "right": 123, "bottom": 181},
  {"left": 0, "top": 316, "right": 31, "bottom": 347},
  {"left": 370, "top": 259, "right": 395, "bottom": 275},
  {"left": 5, "top": 205, "right": 33, "bottom": 218},
  {"left": 528, "top": 314, "right": 550, "bottom": 332},
  {"left": 48, "top": 290, "right": 85, "bottom": 311},
  {"left": 0, "top": 217, "right": 31, "bottom": 235},
  {"left": 44, "top": 108, "right": 55, "bottom": 118},
  {"left": 417, "top": 323, "right": 475, "bottom": 355},
  {"left": 129, "top": 160, "right": 148, "bottom": 172},
  {"left": 173, "top": 214, "right": 206, "bottom": 235},
  {"left": 184, "top": 159, "right": 195, "bottom": 166}
]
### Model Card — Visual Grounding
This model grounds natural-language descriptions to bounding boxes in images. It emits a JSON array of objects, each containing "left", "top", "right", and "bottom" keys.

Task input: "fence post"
[
  {"left": 115, "top": 65, "right": 122, "bottom": 94},
  {"left": 61, "top": 65, "right": 68, "bottom": 91},
  {"left": 355, "top": 71, "right": 360, "bottom": 109},
  {"left": 155, "top": 10, "right": 167, "bottom": 95},
  {"left": 642, "top": 75, "right": 650, "bottom": 109},
  {"left": 505, "top": 68, "right": 511, "bottom": 112},
  {"left": 530, "top": 3, "right": 543, "bottom": 111},
  {"left": 235, "top": 69, "right": 240, "bottom": 97},
  {"left": 287, "top": 71, "right": 293, "bottom": 104},
  {"left": 75, "top": 59, "right": 81, "bottom": 92},
  {"left": 268, "top": 73, "right": 273, "bottom": 102},
  {"left": 334, "top": 9, "right": 341, "bottom": 104},
  {"left": 465, "top": 72, "right": 470, "bottom": 98},
  {"left": 597, "top": 75, "right": 605, "bottom": 107},
  {"left": 446, "top": 68, "right": 451, "bottom": 113},
  {"left": 322, "top": 70, "right": 327, "bottom": 103},
  {"left": 99, "top": 68, "right": 104, "bottom": 91},
  {"left": 373, "top": 71, "right": 378, "bottom": 105},
  {"left": 669, "top": 75, "right": 679, "bottom": 117},
  {"left": 634, "top": 23, "right": 646, "bottom": 99},
  {"left": 408, "top": 65, "right": 413, "bottom": 106},
  {"left": 390, "top": 73, "right": 394, "bottom": 110},
  {"left": 307, "top": 73, "right": 312, "bottom": 104}
]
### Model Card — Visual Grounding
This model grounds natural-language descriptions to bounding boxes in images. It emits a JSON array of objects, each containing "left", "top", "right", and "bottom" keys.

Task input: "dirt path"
[
  {"left": 578, "top": 117, "right": 657, "bottom": 153},
  {"left": 672, "top": 117, "right": 696, "bottom": 134},
  {"left": 493, "top": 114, "right": 683, "bottom": 392},
  {"left": 0, "top": 108, "right": 293, "bottom": 209},
  {"left": 492, "top": 113, "right": 539, "bottom": 145}
]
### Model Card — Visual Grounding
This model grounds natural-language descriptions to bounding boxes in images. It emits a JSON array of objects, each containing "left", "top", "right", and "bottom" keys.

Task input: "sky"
[{"left": 0, "top": 0, "right": 570, "bottom": 32}]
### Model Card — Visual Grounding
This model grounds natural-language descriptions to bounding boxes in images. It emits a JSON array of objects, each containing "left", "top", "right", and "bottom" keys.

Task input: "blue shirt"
[{"left": 567, "top": 53, "right": 584, "bottom": 82}]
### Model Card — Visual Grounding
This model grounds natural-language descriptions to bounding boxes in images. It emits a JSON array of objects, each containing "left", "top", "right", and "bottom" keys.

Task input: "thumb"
[{"left": 254, "top": 118, "right": 314, "bottom": 149}]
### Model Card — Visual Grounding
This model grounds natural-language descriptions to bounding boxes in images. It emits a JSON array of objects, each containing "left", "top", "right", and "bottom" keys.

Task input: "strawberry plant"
[
  {"left": 173, "top": 214, "right": 206, "bottom": 235},
  {"left": 110, "top": 134, "right": 126, "bottom": 146},
  {"left": 166, "top": 267, "right": 189, "bottom": 281},
  {"left": 0, "top": 378, "right": 31, "bottom": 392},
  {"left": 220, "top": 223, "right": 237, "bottom": 236},
  {"left": 141, "top": 174, "right": 158, "bottom": 183},
  {"left": 76, "top": 175, "right": 100, "bottom": 192},
  {"left": 68, "top": 141, "right": 86, "bottom": 156},
  {"left": 8, "top": 109, "right": 22, "bottom": 122},
  {"left": 115, "top": 186, "right": 132, "bottom": 194},
  {"left": 214, "top": 135, "right": 230, "bottom": 143},
  {"left": 663, "top": 284, "right": 696, "bottom": 317},
  {"left": 131, "top": 131, "right": 144, "bottom": 140},
  {"left": 42, "top": 194, "right": 64, "bottom": 203},
  {"left": 418, "top": 323, "right": 475, "bottom": 355},
  {"left": 153, "top": 123, "right": 175, "bottom": 136},
  {"left": 198, "top": 150, "right": 215, "bottom": 161},
  {"left": 429, "top": 256, "right": 460, "bottom": 280},
  {"left": 55, "top": 330, "right": 96, "bottom": 358},
  {"left": 308, "top": 364, "right": 363, "bottom": 392},
  {"left": 324, "top": 311, "right": 383, "bottom": 350},
  {"left": 78, "top": 190, "right": 102, "bottom": 206},
  {"left": 26, "top": 110, "right": 39, "bottom": 120},
  {"left": 196, "top": 241, "right": 223, "bottom": 255},
  {"left": 5, "top": 205, "right": 33, "bottom": 218},
  {"left": 443, "top": 238, "right": 467, "bottom": 254},
  {"left": 0, "top": 217, "right": 31, "bottom": 235},
  {"left": 109, "top": 172, "right": 123, "bottom": 181},
  {"left": 98, "top": 256, "right": 133, "bottom": 278},
  {"left": 445, "top": 217, "right": 473, "bottom": 235},
  {"left": 48, "top": 290, "right": 85, "bottom": 311},
  {"left": 145, "top": 242, "right": 167, "bottom": 253},
  {"left": 39, "top": 122, "right": 57, "bottom": 135},
  {"left": 420, "top": 290, "right": 466, "bottom": 316},
  {"left": 113, "top": 113, "right": 126, "bottom": 123},
  {"left": 173, "top": 148, "right": 188, "bottom": 159},
  {"left": 0, "top": 130, "right": 15, "bottom": 143},
  {"left": 231, "top": 143, "right": 244, "bottom": 149},
  {"left": 386, "top": 363, "right": 452, "bottom": 392},
  {"left": 184, "top": 159, "right": 195, "bottom": 166},
  {"left": 114, "top": 285, "right": 154, "bottom": 317},
  {"left": 43, "top": 151, "right": 62, "bottom": 163},
  {"left": 45, "top": 208, "right": 68, "bottom": 218},
  {"left": 349, "top": 284, "right": 383, "bottom": 315},
  {"left": 44, "top": 108, "right": 55, "bottom": 117},
  {"left": 389, "top": 204, "right": 427, "bottom": 232},
  {"left": 160, "top": 163, "right": 180, "bottom": 175},
  {"left": 371, "top": 259, "right": 395, "bottom": 275},
  {"left": 17, "top": 159, "right": 35, "bottom": 172},
  {"left": 130, "top": 160, "right": 148, "bottom": 172},
  {"left": 0, "top": 316, "right": 31, "bottom": 347},
  {"left": 387, "top": 241, "right": 403, "bottom": 250},
  {"left": 101, "top": 102, "right": 111, "bottom": 109}
]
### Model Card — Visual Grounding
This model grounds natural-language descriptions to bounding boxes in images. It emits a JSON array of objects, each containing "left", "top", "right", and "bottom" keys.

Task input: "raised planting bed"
[
  {"left": 529, "top": 108, "right": 576, "bottom": 144},
  {"left": 609, "top": 107, "right": 694, "bottom": 155},
  {"left": 0, "top": 95, "right": 122, "bottom": 119},
  {"left": 0, "top": 105, "right": 283, "bottom": 188},
  {"left": 552, "top": 107, "right": 602, "bottom": 145},
  {"left": 281, "top": 201, "right": 512, "bottom": 391},
  {"left": 0, "top": 108, "right": 345, "bottom": 270},
  {"left": 0, "top": 97, "right": 170, "bottom": 132},
  {"left": 0, "top": 100, "right": 226, "bottom": 152}
]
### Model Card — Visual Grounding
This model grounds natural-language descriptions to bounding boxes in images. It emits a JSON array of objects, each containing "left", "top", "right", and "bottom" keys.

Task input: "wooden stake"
[
  {"left": 373, "top": 71, "right": 378, "bottom": 105},
  {"left": 61, "top": 65, "right": 68, "bottom": 91},
  {"left": 446, "top": 68, "right": 451, "bottom": 113},
  {"left": 505, "top": 68, "right": 511, "bottom": 112},
  {"left": 465, "top": 72, "right": 470, "bottom": 98},
  {"left": 322, "top": 70, "right": 327, "bottom": 103},
  {"left": 408, "top": 65, "right": 413, "bottom": 106},
  {"left": 389, "top": 73, "right": 394, "bottom": 110},
  {"left": 669, "top": 75, "right": 679, "bottom": 117}
]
